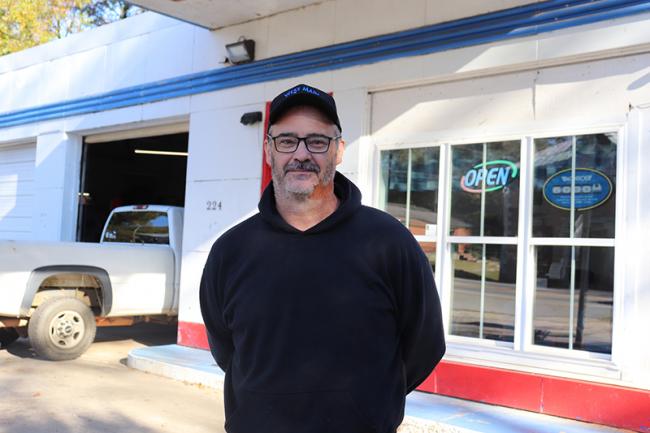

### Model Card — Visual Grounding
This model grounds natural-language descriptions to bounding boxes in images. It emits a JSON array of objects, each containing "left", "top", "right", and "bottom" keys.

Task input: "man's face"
[{"left": 265, "top": 105, "right": 344, "bottom": 200}]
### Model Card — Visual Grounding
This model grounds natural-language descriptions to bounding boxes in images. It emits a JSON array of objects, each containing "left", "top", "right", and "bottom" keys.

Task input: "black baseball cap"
[{"left": 268, "top": 84, "right": 342, "bottom": 132}]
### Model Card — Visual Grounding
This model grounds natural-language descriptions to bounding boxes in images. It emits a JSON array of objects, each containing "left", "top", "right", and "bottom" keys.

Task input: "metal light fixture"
[{"left": 225, "top": 37, "right": 255, "bottom": 65}]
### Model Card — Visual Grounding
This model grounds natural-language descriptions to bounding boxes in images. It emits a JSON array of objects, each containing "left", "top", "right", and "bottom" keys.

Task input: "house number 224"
[{"left": 206, "top": 201, "right": 222, "bottom": 211}]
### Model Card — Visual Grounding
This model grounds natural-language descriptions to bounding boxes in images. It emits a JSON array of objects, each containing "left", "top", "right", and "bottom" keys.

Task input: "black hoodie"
[{"left": 200, "top": 172, "right": 445, "bottom": 433}]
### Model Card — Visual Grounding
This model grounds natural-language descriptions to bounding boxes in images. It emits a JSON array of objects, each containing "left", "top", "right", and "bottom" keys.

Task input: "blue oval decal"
[{"left": 543, "top": 168, "right": 612, "bottom": 211}]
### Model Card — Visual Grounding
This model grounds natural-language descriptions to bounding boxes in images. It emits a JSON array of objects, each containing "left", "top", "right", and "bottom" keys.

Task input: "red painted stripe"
[
  {"left": 261, "top": 101, "right": 272, "bottom": 193},
  {"left": 179, "top": 327, "right": 650, "bottom": 431}
]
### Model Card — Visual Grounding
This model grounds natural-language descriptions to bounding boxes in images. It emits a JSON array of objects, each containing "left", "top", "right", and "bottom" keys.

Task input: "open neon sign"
[{"left": 460, "top": 160, "right": 518, "bottom": 193}]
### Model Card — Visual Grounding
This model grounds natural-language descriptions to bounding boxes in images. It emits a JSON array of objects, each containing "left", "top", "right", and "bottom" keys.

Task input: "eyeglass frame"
[{"left": 266, "top": 133, "right": 341, "bottom": 154}]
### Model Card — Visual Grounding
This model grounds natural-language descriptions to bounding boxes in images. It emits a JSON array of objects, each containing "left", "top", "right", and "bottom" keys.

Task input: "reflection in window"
[
  {"left": 419, "top": 241, "right": 436, "bottom": 275},
  {"left": 409, "top": 148, "right": 439, "bottom": 235},
  {"left": 380, "top": 147, "right": 440, "bottom": 279},
  {"left": 451, "top": 144, "right": 482, "bottom": 236},
  {"left": 574, "top": 134, "right": 617, "bottom": 238},
  {"left": 450, "top": 141, "right": 520, "bottom": 237},
  {"left": 380, "top": 147, "right": 440, "bottom": 236},
  {"left": 451, "top": 244, "right": 516, "bottom": 342},
  {"left": 103, "top": 211, "right": 169, "bottom": 244},
  {"left": 533, "top": 137, "right": 572, "bottom": 238},
  {"left": 534, "top": 246, "right": 613, "bottom": 354},
  {"left": 380, "top": 149, "right": 409, "bottom": 224},
  {"left": 485, "top": 141, "right": 520, "bottom": 236},
  {"left": 533, "top": 134, "right": 616, "bottom": 238}
]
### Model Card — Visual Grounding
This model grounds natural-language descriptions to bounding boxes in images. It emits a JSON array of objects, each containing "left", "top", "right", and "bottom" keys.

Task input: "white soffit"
[
  {"left": 128, "top": 0, "right": 324, "bottom": 29},
  {"left": 84, "top": 122, "right": 188, "bottom": 143}
]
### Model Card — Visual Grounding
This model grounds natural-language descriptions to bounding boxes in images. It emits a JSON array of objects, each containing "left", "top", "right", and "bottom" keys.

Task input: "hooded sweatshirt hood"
[{"left": 258, "top": 171, "right": 362, "bottom": 234}]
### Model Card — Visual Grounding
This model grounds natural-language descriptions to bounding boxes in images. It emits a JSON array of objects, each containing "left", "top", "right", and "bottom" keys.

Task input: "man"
[{"left": 200, "top": 84, "right": 445, "bottom": 433}]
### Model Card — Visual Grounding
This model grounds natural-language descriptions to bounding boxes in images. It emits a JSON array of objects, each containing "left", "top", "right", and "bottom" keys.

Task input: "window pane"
[
  {"left": 483, "top": 244, "right": 517, "bottom": 342},
  {"left": 534, "top": 245, "right": 572, "bottom": 348},
  {"left": 451, "top": 142, "right": 520, "bottom": 237},
  {"left": 408, "top": 147, "right": 439, "bottom": 235},
  {"left": 533, "top": 246, "right": 613, "bottom": 354},
  {"left": 451, "top": 243, "right": 517, "bottom": 342},
  {"left": 380, "top": 149, "right": 409, "bottom": 224},
  {"left": 574, "top": 134, "right": 617, "bottom": 238},
  {"left": 451, "top": 243, "right": 482, "bottom": 338},
  {"left": 450, "top": 143, "right": 483, "bottom": 236},
  {"left": 533, "top": 137, "right": 572, "bottom": 237},
  {"left": 573, "top": 246, "right": 613, "bottom": 354},
  {"left": 103, "top": 211, "right": 169, "bottom": 244},
  {"left": 533, "top": 134, "right": 617, "bottom": 239},
  {"left": 484, "top": 141, "right": 520, "bottom": 237}
]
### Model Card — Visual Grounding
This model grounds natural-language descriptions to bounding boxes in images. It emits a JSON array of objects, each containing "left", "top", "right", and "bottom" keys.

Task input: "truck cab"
[{"left": 101, "top": 204, "right": 184, "bottom": 306}]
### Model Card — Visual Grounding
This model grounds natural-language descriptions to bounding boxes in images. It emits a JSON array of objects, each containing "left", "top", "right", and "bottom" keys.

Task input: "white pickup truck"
[{"left": 0, "top": 205, "right": 183, "bottom": 360}]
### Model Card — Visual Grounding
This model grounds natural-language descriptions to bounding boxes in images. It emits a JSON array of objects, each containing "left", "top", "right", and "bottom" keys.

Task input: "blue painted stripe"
[{"left": 1, "top": 0, "right": 648, "bottom": 128}]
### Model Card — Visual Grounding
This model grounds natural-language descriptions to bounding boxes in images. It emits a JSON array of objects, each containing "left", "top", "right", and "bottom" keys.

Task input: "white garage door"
[{"left": 0, "top": 143, "right": 36, "bottom": 240}]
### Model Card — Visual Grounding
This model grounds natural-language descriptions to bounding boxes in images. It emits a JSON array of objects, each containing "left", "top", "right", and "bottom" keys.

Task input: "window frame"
[{"left": 373, "top": 125, "right": 626, "bottom": 380}]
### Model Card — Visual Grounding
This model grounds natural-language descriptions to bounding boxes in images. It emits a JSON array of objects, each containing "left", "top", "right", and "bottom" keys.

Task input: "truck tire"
[
  {"left": 0, "top": 327, "right": 19, "bottom": 349},
  {"left": 28, "top": 297, "right": 96, "bottom": 361}
]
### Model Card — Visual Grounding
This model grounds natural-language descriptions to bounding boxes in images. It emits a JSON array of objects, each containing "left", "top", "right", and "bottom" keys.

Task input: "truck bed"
[{"left": 0, "top": 240, "right": 175, "bottom": 317}]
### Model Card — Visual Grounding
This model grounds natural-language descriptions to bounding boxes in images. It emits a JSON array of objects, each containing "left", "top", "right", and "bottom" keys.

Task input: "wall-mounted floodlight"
[{"left": 226, "top": 37, "right": 255, "bottom": 65}]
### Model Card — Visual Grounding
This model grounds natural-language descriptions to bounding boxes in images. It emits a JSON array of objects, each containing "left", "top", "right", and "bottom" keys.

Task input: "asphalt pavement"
[{"left": 0, "top": 323, "right": 224, "bottom": 433}]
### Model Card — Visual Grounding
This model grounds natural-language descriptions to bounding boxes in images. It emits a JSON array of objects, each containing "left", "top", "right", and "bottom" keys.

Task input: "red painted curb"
[
  {"left": 418, "top": 361, "right": 650, "bottom": 432},
  {"left": 178, "top": 320, "right": 209, "bottom": 350}
]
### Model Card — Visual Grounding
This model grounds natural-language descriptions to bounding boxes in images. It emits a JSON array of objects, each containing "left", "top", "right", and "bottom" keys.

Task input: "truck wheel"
[
  {"left": 28, "top": 297, "right": 96, "bottom": 361},
  {"left": 0, "top": 327, "right": 19, "bottom": 349}
]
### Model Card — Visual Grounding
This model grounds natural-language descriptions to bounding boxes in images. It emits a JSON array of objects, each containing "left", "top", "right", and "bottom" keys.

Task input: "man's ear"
[
  {"left": 335, "top": 138, "right": 345, "bottom": 165},
  {"left": 264, "top": 136, "right": 272, "bottom": 167}
]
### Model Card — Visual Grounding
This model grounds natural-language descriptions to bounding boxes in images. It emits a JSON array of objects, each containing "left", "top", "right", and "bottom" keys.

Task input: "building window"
[
  {"left": 532, "top": 134, "right": 616, "bottom": 354},
  {"left": 378, "top": 131, "right": 617, "bottom": 359}
]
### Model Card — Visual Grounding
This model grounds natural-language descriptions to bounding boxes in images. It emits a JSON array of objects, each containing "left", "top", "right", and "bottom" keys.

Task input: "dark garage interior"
[{"left": 77, "top": 132, "right": 189, "bottom": 242}]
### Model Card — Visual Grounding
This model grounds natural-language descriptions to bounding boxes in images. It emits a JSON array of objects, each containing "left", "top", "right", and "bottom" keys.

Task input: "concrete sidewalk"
[{"left": 128, "top": 345, "right": 630, "bottom": 433}]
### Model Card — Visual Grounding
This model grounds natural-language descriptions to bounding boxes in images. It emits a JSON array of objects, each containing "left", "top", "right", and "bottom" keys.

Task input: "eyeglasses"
[{"left": 267, "top": 133, "right": 341, "bottom": 154}]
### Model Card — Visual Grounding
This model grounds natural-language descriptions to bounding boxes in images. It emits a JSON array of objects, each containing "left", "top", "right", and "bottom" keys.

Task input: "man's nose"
[{"left": 292, "top": 140, "right": 312, "bottom": 160}]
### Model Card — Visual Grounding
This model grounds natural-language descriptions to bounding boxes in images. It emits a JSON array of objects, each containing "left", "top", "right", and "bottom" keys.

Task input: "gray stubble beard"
[{"left": 270, "top": 151, "right": 337, "bottom": 202}]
